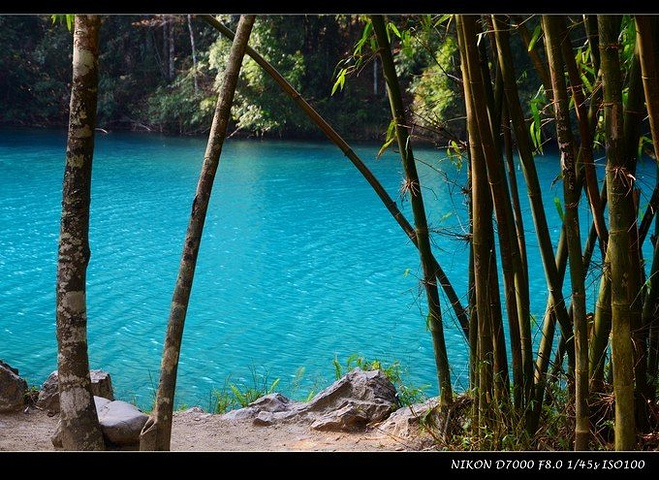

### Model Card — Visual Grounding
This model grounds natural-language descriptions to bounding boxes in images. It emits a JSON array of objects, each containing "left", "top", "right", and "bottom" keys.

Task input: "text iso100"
[{"left": 602, "top": 459, "right": 646, "bottom": 470}]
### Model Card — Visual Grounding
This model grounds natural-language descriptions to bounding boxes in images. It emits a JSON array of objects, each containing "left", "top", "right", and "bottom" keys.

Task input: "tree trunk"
[
  {"left": 168, "top": 15, "right": 175, "bottom": 81},
  {"left": 139, "top": 14, "right": 255, "bottom": 452},
  {"left": 599, "top": 14, "right": 637, "bottom": 451},
  {"left": 56, "top": 14, "right": 105, "bottom": 451},
  {"left": 188, "top": 14, "right": 198, "bottom": 94},
  {"left": 372, "top": 14, "right": 453, "bottom": 407},
  {"left": 543, "top": 14, "right": 590, "bottom": 451}
]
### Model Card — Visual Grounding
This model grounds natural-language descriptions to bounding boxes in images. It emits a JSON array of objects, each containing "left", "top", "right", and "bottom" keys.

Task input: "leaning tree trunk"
[
  {"left": 199, "top": 15, "right": 469, "bottom": 335},
  {"left": 543, "top": 15, "right": 590, "bottom": 451},
  {"left": 599, "top": 14, "right": 637, "bottom": 451},
  {"left": 139, "top": 14, "right": 255, "bottom": 452},
  {"left": 55, "top": 14, "right": 105, "bottom": 451},
  {"left": 372, "top": 15, "right": 453, "bottom": 407}
]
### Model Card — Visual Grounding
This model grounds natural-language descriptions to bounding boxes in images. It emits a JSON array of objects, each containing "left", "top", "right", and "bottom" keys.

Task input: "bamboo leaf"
[
  {"left": 388, "top": 22, "right": 402, "bottom": 39},
  {"left": 377, "top": 136, "right": 396, "bottom": 158},
  {"left": 331, "top": 68, "right": 346, "bottom": 95},
  {"left": 435, "top": 14, "right": 452, "bottom": 27},
  {"left": 377, "top": 119, "right": 397, "bottom": 158},
  {"left": 51, "top": 14, "right": 75, "bottom": 31},
  {"left": 554, "top": 196, "right": 565, "bottom": 221},
  {"left": 528, "top": 24, "right": 542, "bottom": 52},
  {"left": 355, "top": 20, "right": 373, "bottom": 55}
]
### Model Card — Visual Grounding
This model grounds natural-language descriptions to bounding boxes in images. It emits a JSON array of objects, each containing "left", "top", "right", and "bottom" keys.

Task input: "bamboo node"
[{"left": 603, "top": 42, "right": 622, "bottom": 51}]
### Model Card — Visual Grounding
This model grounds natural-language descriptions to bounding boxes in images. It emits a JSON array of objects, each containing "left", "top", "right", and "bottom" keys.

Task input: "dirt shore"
[{"left": 0, "top": 405, "right": 431, "bottom": 452}]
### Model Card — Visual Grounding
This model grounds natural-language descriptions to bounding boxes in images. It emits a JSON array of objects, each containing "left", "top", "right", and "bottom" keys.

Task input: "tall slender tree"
[
  {"left": 371, "top": 14, "right": 453, "bottom": 407},
  {"left": 543, "top": 15, "right": 590, "bottom": 451},
  {"left": 139, "top": 14, "right": 256, "bottom": 451},
  {"left": 457, "top": 14, "right": 498, "bottom": 426},
  {"left": 599, "top": 14, "right": 637, "bottom": 451},
  {"left": 55, "top": 14, "right": 105, "bottom": 451}
]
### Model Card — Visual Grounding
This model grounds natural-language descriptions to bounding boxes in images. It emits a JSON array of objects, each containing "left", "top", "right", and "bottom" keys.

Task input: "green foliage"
[
  {"left": 24, "top": 385, "right": 40, "bottom": 408},
  {"left": 529, "top": 86, "right": 548, "bottom": 154},
  {"left": 554, "top": 196, "right": 565, "bottom": 221},
  {"left": 51, "top": 14, "right": 75, "bottom": 31},
  {"left": 0, "top": 16, "right": 73, "bottom": 127},
  {"left": 527, "top": 23, "right": 542, "bottom": 52},
  {"left": 144, "top": 70, "right": 215, "bottom": 135},
  {"left": 331, "top": 18, "right": 374, "bottom": 96},
  {"left": 212, "top": 366, "right": 281, "bottom": 414},
  {"left": 408, "top": 33, "right": 464, "bottom": 143}
]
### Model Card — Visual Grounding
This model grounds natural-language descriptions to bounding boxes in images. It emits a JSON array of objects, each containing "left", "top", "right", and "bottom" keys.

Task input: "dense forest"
[
  {"left": 0, "top": 14, "right": 538, "bottom": 143},
  {"left": 3, "top": 13, "right": 659, "bottom": 454}
]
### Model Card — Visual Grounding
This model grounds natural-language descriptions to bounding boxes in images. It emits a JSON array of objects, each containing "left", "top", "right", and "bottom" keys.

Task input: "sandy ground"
[{"left": 0, "top": 406, "right": 430, "bottom": 452}]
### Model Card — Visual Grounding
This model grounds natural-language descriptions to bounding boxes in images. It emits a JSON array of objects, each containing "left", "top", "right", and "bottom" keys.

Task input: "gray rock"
[
  {"left": 52, "top": 396, "right": 148, "bottom": 449},
  {"left": 305, "top": 368, "right": 398, "bottom": 431},
  {"left": 96, "top": 398, "right": 148, "bottom": 447},
  {"left": 221, "top": 368, "right": 399, "bottom": 432},
  {"left": 375, "top": 395, "right": 473, "bottom": 449},
  {"left": 0, "top": 360, "right": 28, "bottom": 412},
  {"left": 37, "top": 369, "right": 115, "bottom": 414},
  {"left": 222, "top": 392, "right": 296, "bottom": 421}
]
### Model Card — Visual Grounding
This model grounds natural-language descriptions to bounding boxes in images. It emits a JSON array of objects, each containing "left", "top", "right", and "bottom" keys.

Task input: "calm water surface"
[{"left": 1, "top": 127, "right": 655, "bottom": 409}]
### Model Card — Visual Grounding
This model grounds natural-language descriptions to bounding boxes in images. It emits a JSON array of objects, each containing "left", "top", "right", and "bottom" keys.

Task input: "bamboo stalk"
[
  {"left": 599, "top": 14, "right": 637, "bottom": 451},
  {"left": 372, "top": 15, "right": 454, "bottom": 406},
  {"left": 637, "top": 14, "right": 659, "bottom": 404},
  {"left": 493, "top": 15, "right": 576, "bottom": 433},
  {"left": 543, "top": 14, "right": 590, "bottom": 451},
  {"left": 457, "top": 14, "right": 496, "bottom": 423}
]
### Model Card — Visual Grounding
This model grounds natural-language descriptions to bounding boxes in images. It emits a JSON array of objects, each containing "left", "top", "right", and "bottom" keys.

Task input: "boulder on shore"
[
  {"left": 95, "top": 397, "right": 148, "bottom": 447},
  {"left": 52, "top": 396, "right": 148, "bottom": 449},
  {"left": 0, "top": 360, "right": 28, "bottom": 413},
  {"left": 222, "top": 368, "right": 399, "bottom": 432}
]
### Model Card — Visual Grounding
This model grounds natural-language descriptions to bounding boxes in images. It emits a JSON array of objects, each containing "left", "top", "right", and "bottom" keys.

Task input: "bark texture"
[{"left": 56, "top": 14, "right": 105, "bottom": 451}]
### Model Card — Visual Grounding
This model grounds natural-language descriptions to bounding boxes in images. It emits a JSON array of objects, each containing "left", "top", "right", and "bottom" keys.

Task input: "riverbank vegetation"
[{"left": 4, "top": 13, "right": 659, "bottom": 451}]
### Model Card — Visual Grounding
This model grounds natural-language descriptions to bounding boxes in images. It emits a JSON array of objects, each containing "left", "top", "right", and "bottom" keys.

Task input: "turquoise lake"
[{"left": 1, "top": 127, "right": 655, "bottom": 410}]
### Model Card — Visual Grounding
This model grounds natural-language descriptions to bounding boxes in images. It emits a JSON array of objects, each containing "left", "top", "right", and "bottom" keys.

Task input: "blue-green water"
[{"left": 1, "top": 127, "right": 655, "bottom": 410}]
